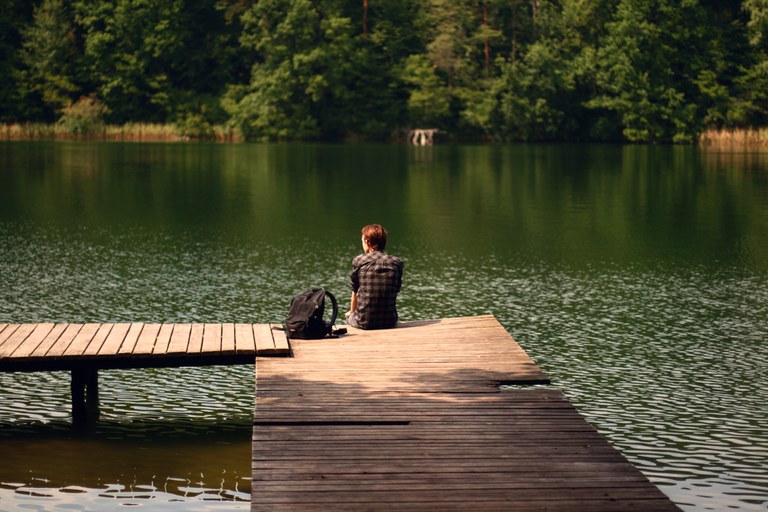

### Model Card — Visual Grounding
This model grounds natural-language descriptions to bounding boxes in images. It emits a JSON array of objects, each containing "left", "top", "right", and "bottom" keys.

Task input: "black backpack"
[{"left": 284, "top": 288, "right": 338, "bottom": 339}]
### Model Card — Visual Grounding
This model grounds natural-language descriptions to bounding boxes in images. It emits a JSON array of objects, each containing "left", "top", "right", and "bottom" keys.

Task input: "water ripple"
[{"left": 2, "top": 229, "right": 767, "bottom": 511}]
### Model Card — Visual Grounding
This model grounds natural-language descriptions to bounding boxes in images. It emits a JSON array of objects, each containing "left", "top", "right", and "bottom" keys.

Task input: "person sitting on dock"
[{"left": 345, "top": 224, "right": 404, "bottom": 330}]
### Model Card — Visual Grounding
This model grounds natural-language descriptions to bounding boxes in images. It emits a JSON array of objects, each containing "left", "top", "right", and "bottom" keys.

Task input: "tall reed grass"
[
  {"left": 698, "top": 127, "right": 768, "bottom": 148},
  {"left": 0, "top": 123, "right": 242, "bottom": 143}
]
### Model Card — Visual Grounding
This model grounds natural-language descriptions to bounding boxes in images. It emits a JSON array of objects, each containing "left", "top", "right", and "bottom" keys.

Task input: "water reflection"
[
  {"left": 0, "top": 366, "right": 253, "bottom": 510},
  {"left": 1, "top": 142, "right": 767, "bottom": 511}
]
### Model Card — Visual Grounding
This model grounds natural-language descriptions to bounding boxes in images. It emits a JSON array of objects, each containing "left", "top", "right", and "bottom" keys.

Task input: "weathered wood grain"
[
  {"left": 187, "top": 324, "right": 205, "bottom": 353},
  {"left": 222, "top": 323, "right": 236, "bottom": 354},
  {"left": 30, "top": 323, "right": 69, "bottom": 358},
  {"left": 202, "top": 324, "right": 221, "bottom": 353},
  {"left": 0, "top": 324, "right": 37, "bottom": 358},
  {"left": 63, "top": 323, "right": 101, "bottom": 357},
  {"left": 153, "top": 323, "right": 174, "bottom": 355},
  {"left": 8, "top": 323, "right": 55, "bottom": 358},
  {"left": 117, "top": 323, "right": 145, "bottom": 355},
  {"left": 45, "top": 324, "right": 83, "bottom": 357},
  {"left": 133, "top": 323, "right": 161, "bottom": 355},
  {"left": 97, "top": 323, "right": 130, "bottom": 356},
  {"left": 235, "top": 323, "right": 255, "bottom": 353},
  {"left": 253, "top": 324, "right": 276, "bottom": 355},
  {"left": 167, "top": 323, "right": 191, "bottom": 354}
]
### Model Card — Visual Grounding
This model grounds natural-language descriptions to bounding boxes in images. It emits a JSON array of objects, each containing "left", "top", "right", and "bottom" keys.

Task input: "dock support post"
[{"left": 71, "top": 367, "right": 99, "bottom": 426}]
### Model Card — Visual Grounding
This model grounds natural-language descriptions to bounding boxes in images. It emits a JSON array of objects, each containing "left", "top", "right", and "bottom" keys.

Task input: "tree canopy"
[{"left": 1, "top": 0, "right": 766, "bottom": 142}]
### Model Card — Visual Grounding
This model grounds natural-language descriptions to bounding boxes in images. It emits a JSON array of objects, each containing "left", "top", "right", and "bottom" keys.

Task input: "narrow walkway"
[
  {"left": 0, "top": 322, "right": 288, "bottom": 371},
  {"left": 253, "top": 315, "right": 680, "bottom": 511}
]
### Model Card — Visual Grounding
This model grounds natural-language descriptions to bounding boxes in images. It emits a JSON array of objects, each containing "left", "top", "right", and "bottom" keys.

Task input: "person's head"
[{"left": 361, "top": 224, "right": 387, "bottom": 252}]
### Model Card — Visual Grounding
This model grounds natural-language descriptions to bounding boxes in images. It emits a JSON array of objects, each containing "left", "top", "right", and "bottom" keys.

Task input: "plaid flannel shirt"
[{"left": 349, "top": 250, "right": 403, "bottom": 330}]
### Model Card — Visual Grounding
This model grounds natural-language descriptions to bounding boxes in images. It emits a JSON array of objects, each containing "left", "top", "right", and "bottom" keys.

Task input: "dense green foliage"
[{"left": 1, "top": 0, "right": 767, "bottom": 142}]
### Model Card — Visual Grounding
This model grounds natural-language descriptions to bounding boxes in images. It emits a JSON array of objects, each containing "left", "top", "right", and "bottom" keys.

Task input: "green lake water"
[{"left": 0, "top": 141, "right": 766, "bottom": 511}]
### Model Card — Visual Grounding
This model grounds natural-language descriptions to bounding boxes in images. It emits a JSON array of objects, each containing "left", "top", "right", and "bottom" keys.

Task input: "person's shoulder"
[
  {"left": 352, "top": 252, "right": 371, "bottom": 266},
  {"left": 384, "top": 252, "right": 403, "bottom": 267}
]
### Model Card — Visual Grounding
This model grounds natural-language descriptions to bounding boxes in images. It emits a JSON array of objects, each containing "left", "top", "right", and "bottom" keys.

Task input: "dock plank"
[
  {"left": 46, "top": 324, "right": 83, "bottom": 357},
  {"left": 153, "top": 324, "right": 174, "bottom": 355},
  {"left": 0, "top": 324, "right": 18, "bottom": 348},
  {"left": 222, "top": 323, "right": 236, "bottom": 354},
  {"left": 271, "top": 324, "right": 290, "bottom": 353},
  {"left": 167, "top": 324, "right": 192, "bottom": 354},
  {"left": 133, "top": 323, "right": 161, "bottom": 356},
  {"left": 202, "top": 324, "right": 222, "bottom": 353},
  {"left": 235, "top": 323, "right": 255, "bottom": 353},
  {"left": 98, "top": 323, "right": 130, "bottom": 356},
  {"left": 30, "top": 323, "right": 70, "bottom": 357},
  {"left": 64, "top": 323, "right": 102, "bottom": 357},
  {"left": 117, "top": 323, "right": 145, "bottom": 355},
  {"left": 81, "top": 324, "right": 113, "bottom": 357},
  {"left": 9, "top": 323, "right": 55, "bottom": 358},
  {"left": 187, "top": 324, "right": 205, "bottom": 353},
  {"left": 0, "top": 324, "right": 37, "bottom": 358},
  {"left": 253, "top": 324, "right": 276, "bottom": 355}
]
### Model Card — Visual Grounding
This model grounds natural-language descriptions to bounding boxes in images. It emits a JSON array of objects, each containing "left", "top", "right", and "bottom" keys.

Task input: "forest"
[{"left": 1, "top": 0, "right": 767, "bottom": 143}]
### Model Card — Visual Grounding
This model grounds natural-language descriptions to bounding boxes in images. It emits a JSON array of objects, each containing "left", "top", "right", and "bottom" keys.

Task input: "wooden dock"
[
  {"left": 0, "top": 322, "right": 289, "bottom": 424},
  {"left": 0, "top": 322, "right": 288, "bottom": 372},
  {"left": 253, "top": 315, "right": 680, "bottom": 511},
  {"left": 1, "top": 317, "right": 680, "bottom": 510}
]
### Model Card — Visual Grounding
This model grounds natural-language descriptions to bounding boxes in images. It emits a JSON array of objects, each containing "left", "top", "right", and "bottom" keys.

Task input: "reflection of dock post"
[
  {"left": 408, "top": 128, "right": 439, "bottom": 146},
  {"left": 71, "top": 367, "right": 99, "bottom": 426}
]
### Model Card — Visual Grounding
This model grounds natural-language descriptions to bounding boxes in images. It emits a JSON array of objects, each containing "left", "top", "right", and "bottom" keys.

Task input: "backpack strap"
[{"left": 324, "top": 289, "right": 338, "bottom": 328}]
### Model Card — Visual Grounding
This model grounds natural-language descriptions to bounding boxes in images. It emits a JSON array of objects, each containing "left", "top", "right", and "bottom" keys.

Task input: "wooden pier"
[
  {"left": 0, "top": 322, "right": 289, "bottom": 371},
  {"left": 2, "top": 316, "right": 680, "bottom": 510},
  {"left": 253, "top": 315, "right": 680, "bottom": 511},
  {"left": 0, "top": 322, "right": 289, "bottom": 423}
]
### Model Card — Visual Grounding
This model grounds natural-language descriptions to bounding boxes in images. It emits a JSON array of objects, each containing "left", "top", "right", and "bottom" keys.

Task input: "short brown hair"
[{"left": 362, "top": 224, "right": 388, "bottom": 250}]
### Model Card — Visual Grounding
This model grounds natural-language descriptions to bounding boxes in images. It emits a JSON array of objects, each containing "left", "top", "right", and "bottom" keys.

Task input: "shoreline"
[
  {"left": 3, "top": 123, "right": 768, "bottom": 147},
  {"left": 0, "top": 123, "right": 243, "bottom": 143}
]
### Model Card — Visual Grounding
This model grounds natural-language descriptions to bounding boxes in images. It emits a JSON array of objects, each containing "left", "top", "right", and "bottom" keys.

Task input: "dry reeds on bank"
[
  {"left": 698, "top": 127, "right": 768, "bottom": 148},
  {"left": 0, "top": 123, "right": 242, "bottom": 143}
]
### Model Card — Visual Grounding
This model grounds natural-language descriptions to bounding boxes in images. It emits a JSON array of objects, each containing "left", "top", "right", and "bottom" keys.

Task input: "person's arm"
[
  {"left": 348, "top": 256, "right": 360, "bottom": 319},
  {"left": 346, "top": 291, "right": 358, "bottom": 319}
]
